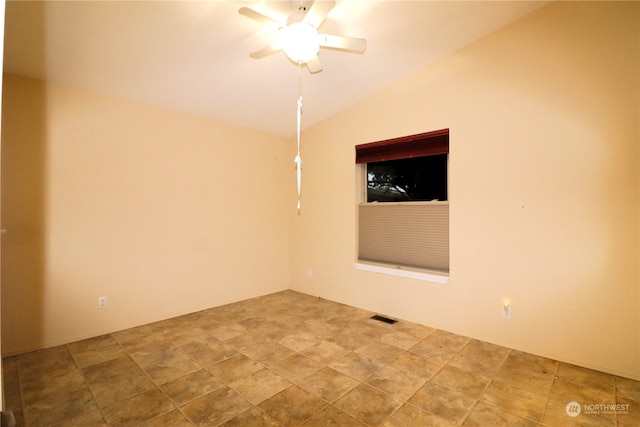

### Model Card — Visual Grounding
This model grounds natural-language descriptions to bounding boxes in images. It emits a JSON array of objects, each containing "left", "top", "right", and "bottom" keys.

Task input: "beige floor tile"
[
  {"left": 549, "top": 377, "right": 616, "bottom": 404},
  {"left": 166, "top": 326, "right": 219, "bottom": 353},
  {"left": 328, "top": 331, "right": 374, "bottom": 351},
  {"left": 430, "top": 364, "right": 491, "bottom": 399},
  {"left": 207, "top": 353, "right": 264, "bottom": 383},
  {"left": 259, "top": 385, "right": 327, "bottom": 426},
  {"left": 2, "top": 355, "right": 18, "bottom": 377},
  {"left": 23, "top": 386, "right": 98, "bottom": 427},
  {"left": 4, "top": 290, "right": 627, "bottom": 427},
  {"left": 120, "top": 334, "right": 175, "bottom": 359},
  {"left": 149, "top": 324, "right": 192, "bottom": 348},
  {"left": 148, "top": 316, "right": 191, "bottom": 334},
  {"left": 409, "top": 330, "right": 470, "bottom": 363},
  {"left": 102, "top": 388, "right": 174, "bottom": 427},
  {"left": 557, "top": 362, "right": 616, "bottom": 394},
  {"left": 379, "top": 330, "right": 423, "bottom": 350},
  {"left": 181, "top": 386, "right": 252, "bottom": 426},
  {"left": 499, "top": 349, "right": 558, "bottom": 377},
  {"left": 133, "top": 345, "right": 201, "bottom": 384},
  {"left": 17, "top": 345, "right": 72, "bottom": 370},
  {"left": 334, "top": 383, "right": 402, "bottom": 426},
  {"left": 301, "top": 340, "right": 350, "bottom": 364},
  {"left": 616, "top": 376, "right": 640, "bottom": 401},
  {"left": 616, "top": 395, "right": 640, "bottom": 427},
  {"left": 463, "top": 401, "right": 538, "bottom": 427},
  {"left": 247, "top": 319, "right": 290, "bottom": 337},
  {"left": 325, "top": 316, "right": 363, "bottom": 330},
  {"left": 409, "top": 381, "right": 476, "bottom": 425},
  {"left": 112, "top": 326, "right": 163, "bottom": 351},
  {"left": 298, "top": 366, "right": 360, "bottom": 402},
  {"left": 139, "top": 409, "right": 195, "bottom": 426},
  {"left": 355, "top": 341, "right": 404, "bottom": 365},
  {"left": 21, "top": 366, "right": 86, "bottom": 402},
  {"left": 70, "top": 343, "right": 128, "bottom": 369},
  {"left": 544, "top": 380, "right": 617, "bottom": 427},
  {"left": 448, "top": 339, "right": 510, "bottom": 376},
  {"left": 51, "top": 409, "right": 109, "bottom": 427},
  {"left": 268, "top": 352, "right": 324, "bottom": 382},
  {"left": 329, "top": 351, "right": 385, "bottom": 381},
  {"left": 191, "top": 313, "right": 228, "bottom": 331},
  {"left": 2, "top": 358, "right": 21, "bottom": 411},
  {"left": 228, "top": 367, "right": 291, "bottom": 404},
  {"left": 301, "top": 405, "right": 367, "bottom": 426},
  {"left": 365, "top": 364, "right": 427, "bottom": 401},
  {"left": 494, "top": 350, "right": 557, "bottom": 393},
  {"left": 381, "top": 403, "right": 456, "bottom": 427},
  {"left": 17, "top": 347, "right": 80, "bottom": 391},
  {"left": 67, "top": 334, "right": 118, "bottom": 354},
  {"left": 83, "top": 355, "right": 155, "bottom": 408},
  {"left": 235, "top": 315, "right": 269, "bottom": 330},
  {"left": 542, "top": 400, "right": 617, "bottom": 426},
  {"left": 394, "top": 321, "right": 436, "bottom": 340},
  {"left": 298, "top": 319, "right": 342, "bottom": 339},
  {"left": 219, "top": 406, "right": 280, "bottom": 427},
  {"left": 480, "top": 378, "right": 547, "bottom": 422},
  {"left": 387, "top": 351, "right": 443, "bottom": 381},
  {"left": 187, "top": 341, "right": 238, "bottom": 367},
  {"left": 209, "top": 323, "right": 249, "bottom": 341},
  {"left": 224, "top": 331, "right": 272, "bottom": 352},
  {"left": 354, "top": 320, "right": 393, "bottom": 339},
  {"left": 160, "top": 368, "right": 225, "bottom": 406},
  {"left": 279, "top": 332, "right": 321, "bottom": 352},
  {"left": 240, "top": 340, "right": 296, "bottom": 364}
]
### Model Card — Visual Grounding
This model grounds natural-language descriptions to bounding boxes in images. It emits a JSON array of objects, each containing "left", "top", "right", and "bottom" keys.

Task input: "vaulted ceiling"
[{"left": 4, "top": 1, "right": 548, "bottom": 136}]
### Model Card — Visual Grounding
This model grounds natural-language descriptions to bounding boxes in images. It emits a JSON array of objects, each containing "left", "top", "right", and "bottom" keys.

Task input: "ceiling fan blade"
[
  {"left": 249, "top": 44, "right": 282, "bottom": 59},
  {"left": 306, "top": 55, "right": 323, "bottom": 73},
  {"left": 303, "top": 0, "right": 336, "bottom": 29},
  {"left": 239, "top": 7, "right": 280, "bottom": 26},
  {"left": 319, "top": 34, "right": 366, "bottom": 53}
]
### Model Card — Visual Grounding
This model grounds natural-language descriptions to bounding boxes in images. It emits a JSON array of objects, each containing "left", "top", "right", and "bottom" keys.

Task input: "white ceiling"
[{"left": 4, "top": 1, "right": 548, "bottom": 137}]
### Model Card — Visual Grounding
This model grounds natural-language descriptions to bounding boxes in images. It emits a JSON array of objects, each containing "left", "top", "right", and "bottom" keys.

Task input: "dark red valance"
[{"left": 355, "top": 128, "right": 449, "bottom": 164}]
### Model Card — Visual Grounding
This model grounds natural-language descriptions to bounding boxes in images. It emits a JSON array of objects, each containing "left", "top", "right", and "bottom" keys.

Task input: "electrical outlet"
[
  {"left": 98, "top": 296, "right": 107, "bottom": 309},
  {"left": 502, "top": 300, "right": 511, "bottom": 319},
  {"left": 306, "top": 268, "right": 313, "bottom": 277}
]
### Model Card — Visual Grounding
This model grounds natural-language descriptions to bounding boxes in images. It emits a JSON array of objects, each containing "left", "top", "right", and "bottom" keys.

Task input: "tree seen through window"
[{"left": 367, "top": 154, "right": 447, "bottom": 202}]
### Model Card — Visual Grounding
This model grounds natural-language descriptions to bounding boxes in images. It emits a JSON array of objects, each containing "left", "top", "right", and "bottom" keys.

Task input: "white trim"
[{"left": 355, "top": 262, "right": 448, "bottom": 284}]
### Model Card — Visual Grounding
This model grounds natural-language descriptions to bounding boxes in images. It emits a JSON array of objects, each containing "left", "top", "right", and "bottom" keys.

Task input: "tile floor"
[{"left": 2, "top": 290, "right": 639, "bottom": 427}]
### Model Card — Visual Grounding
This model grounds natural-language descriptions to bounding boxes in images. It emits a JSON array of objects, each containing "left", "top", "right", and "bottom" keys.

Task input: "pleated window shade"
[
  {"left": 358, "top": 203, "right": 449, "bottom": 272},
  {"left": 356, "top": 129, "right": 450, "bottom": 273}
]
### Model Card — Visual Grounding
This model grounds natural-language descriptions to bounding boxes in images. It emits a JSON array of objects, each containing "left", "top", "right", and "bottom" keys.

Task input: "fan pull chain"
[{"left": 294, "top": 62, "right": 303, "bottom": 214}]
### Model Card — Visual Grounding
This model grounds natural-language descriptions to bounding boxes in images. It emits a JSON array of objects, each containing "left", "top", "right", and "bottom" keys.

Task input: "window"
[
  {"left": 356, "top": 129, "right": 449, "bottom": 275},
  {"left": 367, "top": 155, "right": 448, "bottom": 202}
]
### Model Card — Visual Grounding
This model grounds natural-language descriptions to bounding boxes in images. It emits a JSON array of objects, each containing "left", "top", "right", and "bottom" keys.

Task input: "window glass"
[{"left": 366, "top": 154, "right": 447, "bottom": 202}]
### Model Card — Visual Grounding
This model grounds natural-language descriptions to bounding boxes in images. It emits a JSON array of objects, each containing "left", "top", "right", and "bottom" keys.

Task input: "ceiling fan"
[{"left": 239, "top": 0, "right": 367, "bottom": 73}]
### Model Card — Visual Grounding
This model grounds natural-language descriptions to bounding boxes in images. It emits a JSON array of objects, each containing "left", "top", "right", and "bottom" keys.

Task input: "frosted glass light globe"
[{"left": 281, "top": 22, "right": 319, "bottom": 64}]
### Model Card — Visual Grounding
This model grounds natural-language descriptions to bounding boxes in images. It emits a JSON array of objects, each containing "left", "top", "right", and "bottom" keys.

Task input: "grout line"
[
  {"left": 12, "top": 357, "right": 27, "bottom": 427},
  {"left": 537, "top": 358, "right": 562, "bottom": 427},
  {"left": 65, "top": 342, "right": 111, "bottom": 426},
  {"left": 114, "top": 333, "right": 189, "bottom": 425}
]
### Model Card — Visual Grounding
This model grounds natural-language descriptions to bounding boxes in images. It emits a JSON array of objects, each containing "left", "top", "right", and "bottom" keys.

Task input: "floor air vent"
[{"left": 371, "top": 315, "right": 397, "bottom": 324}]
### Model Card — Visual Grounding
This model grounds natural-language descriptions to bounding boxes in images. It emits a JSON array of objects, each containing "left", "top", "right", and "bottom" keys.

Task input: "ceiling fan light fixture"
[{"left": 280, "top": 22, "right": 319, "bottom": 64}]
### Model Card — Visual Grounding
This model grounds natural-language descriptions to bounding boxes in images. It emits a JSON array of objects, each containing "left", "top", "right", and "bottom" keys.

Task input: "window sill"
[{"left": 354, "top": 262, "right": 449, "bottom": 284}]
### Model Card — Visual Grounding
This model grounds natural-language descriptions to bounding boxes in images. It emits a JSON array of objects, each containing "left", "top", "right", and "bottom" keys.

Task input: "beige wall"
[
  {"left": 290, "top": 2, "right": 640, "bottom": 380},
  {"left": 1, "top": 74, "right": 290, "bottom": 354}
]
